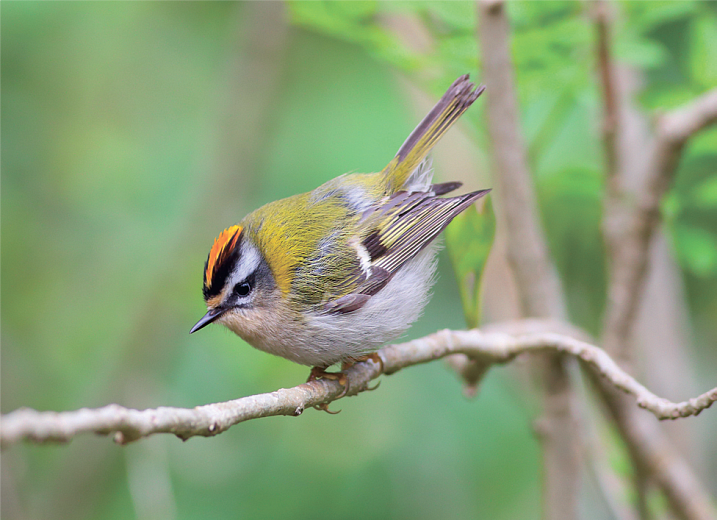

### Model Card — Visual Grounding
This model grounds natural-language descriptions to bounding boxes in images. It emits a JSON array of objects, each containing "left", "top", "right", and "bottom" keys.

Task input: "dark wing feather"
[
  {"left": 369, "top": 189, "right": 491, "bottom": 274},
  {"left": 323, "top": 188, "right": 491, "bottom": 314},
  {"left": 430, "top": 181, "right": 462, "bottom": 196}
]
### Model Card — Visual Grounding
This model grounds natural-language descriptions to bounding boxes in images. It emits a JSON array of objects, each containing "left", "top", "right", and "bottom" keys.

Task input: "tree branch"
[
  {"left": 593, "top": 5, "right": 717, "bottom": 515},
  {"left": 477, "top": 0, "right": 567, "bottom": 321},
  {"left": 593, "top": 4, "right": 655, "bottom": 517},
  {"left": 594, "top": 0, "right": 621, "bottom": 204},
  {"left": 476, "top": 2, "right": 579, "bottom": 519},
  {"left": 592, "top": 377, "right": 717, "bottom": 520},
  {"left": 3, "top": 328, "right": 714, "bottom": 449},
  {"left": 602, "top": 87, "right": 717, "bottom": 359}
]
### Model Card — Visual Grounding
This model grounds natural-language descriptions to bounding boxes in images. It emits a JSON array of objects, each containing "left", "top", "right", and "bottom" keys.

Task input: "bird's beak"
[{"left": 190, "top": 308, "right": 225, "bottom": 334}]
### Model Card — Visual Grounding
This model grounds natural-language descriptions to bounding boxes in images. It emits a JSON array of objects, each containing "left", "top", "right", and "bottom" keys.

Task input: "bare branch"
[
  {"left": 3, "top": 329, "right": 715, "bottom": 450},
  {"left": 593, "top": 4, "right": 656, "bottom": 516},
  {"left": 658, "top": 89, "right": 717, "bottom": 146},
  {"left": 594, "top": 0, "right": 621, "bottom": 202},
  {"left": 591, "top": 0, "right": 717, "bottom": 517},
  {"left": 477, "top": 0, "right": 566, "bottom": 320},
  {"left": 592, "top": 379, "right": 717, "bottom": 520},
  {"left": 477, "top": 1, "right": 579, "bottom": 518},
  {"left": 599, "top": 85, "right": 717, "bottom": 520},
  {"left": 602, "top": 87, "right": 717, "bottom": 359}
]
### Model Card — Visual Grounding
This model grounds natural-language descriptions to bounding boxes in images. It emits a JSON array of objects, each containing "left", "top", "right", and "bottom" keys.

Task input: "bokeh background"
[{"left": 2, "top": 2, "right": 716, "bottom": 519}]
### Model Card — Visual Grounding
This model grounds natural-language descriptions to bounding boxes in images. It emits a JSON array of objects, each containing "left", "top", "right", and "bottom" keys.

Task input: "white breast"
[{"left": 287, "top": 243, "right": 439, "bottom": 367}]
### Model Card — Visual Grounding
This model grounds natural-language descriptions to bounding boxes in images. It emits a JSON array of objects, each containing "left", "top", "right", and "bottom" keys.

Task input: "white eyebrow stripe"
[{"left": 229, "top": 242, "right": 261, "bottom": 287}]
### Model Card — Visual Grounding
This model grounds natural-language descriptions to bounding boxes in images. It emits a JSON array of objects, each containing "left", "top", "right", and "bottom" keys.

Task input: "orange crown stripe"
[{"left": 205, "top": 224, "right": 243, "bottom": 287}]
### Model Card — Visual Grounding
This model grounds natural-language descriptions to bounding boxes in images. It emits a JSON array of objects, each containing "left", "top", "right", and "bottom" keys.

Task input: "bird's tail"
[{"left": 381, "top": 75, "right": 485, "bottom": 193}]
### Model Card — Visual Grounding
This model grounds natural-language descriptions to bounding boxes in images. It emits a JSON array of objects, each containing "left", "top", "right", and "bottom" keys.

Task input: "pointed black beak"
[{"left": 190, "top": 308, "right": 225, "bottom": 334}]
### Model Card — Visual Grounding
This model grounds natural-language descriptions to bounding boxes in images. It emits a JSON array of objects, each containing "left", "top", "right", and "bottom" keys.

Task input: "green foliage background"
[{"left": 2, "top": 2, "right": 716, "bottom": 519}]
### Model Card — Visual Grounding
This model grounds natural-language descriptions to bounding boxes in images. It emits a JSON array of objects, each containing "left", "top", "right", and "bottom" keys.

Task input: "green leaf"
[
  {"left": 661, "top": 191, "right": 681, "bottom": 222},
  {"left": 673, "top": 224, "right": 717, "bottom": 277},
  {"left": 689, "top": 125, "right": 717, "bottom": 156},
  {"left": 614, "top": 35, "right": 667, "bottom": 69},
  {"left": 445, "top": 195, "right": 496, "bottom": 328},
  {"left": 624, "top": 0, "right": 697, "bottom": 34},
  {"left": 287, "top": 1, "right": 423, "bottom": 72},
  {"left": 692, "top": 175, "right": 717, "bottom": 208},
  {"left": 691, "top": 12, "right": 717, "bottom": 87}
]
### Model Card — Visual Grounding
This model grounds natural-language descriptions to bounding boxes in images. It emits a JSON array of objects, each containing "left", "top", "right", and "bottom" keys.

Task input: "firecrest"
[{"left": 190, "top": 74, "right": 489, "bottom": 380}]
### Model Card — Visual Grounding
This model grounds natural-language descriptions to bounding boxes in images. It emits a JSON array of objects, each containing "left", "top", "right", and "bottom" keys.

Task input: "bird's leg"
[
  {"left": 341, "top": 352, "right": 384, "bottom": 391},
  {"left": 306, "top": 366, "right": 347, "bottom": 414},
  {"left": 307, "top": 366, "right": 348, "bottom": 391},
  {"left": 306, "top": 353, "right": 384, "bottom": 413},
  {"left": 342, "top": 352, "right": 384, "bottom": 373}
]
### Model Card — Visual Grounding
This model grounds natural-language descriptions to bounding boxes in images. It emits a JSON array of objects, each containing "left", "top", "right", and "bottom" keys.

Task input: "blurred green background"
[{"left": 2, "top": 2, "right": 716, "bottom": 519}]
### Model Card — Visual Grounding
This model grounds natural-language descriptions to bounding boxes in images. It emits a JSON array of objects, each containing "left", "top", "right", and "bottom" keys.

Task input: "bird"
[{"left": 190, "top": 74, "right": 489, "bottom": 395}]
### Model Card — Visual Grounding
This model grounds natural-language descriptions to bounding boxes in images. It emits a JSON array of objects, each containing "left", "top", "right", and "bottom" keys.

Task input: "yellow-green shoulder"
[{"left": 241, "top": 172, "right": 388, "bottom": 303}]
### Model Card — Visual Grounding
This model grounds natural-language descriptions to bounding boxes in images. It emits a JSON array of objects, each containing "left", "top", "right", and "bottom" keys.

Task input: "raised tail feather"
[{"left": 382, "top": 75, "right": 485, "bottom": 193}]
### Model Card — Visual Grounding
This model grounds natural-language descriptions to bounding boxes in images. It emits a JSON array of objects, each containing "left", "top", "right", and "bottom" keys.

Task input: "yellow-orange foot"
[
  {"left": 306, "top": 366, "right": 348, "bottom": 413},
  {"left": 341, "top": 352, "right": 384, "bottom": 391},
  {"left": 341, "top": 352, "right": 385, "bottom": 373}
]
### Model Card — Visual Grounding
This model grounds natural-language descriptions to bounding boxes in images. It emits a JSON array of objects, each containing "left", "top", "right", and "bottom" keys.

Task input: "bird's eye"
[{"left": 234, "top": 282, "right": 252, "bottom": 297}]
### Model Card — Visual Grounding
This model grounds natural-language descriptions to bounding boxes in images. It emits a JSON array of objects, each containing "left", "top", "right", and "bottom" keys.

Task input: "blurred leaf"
[
  {"left": 661, "top": 190, "right": 682, "bottom": 220},
  {"left": 445, "top": 196, "right": 496, "bottom": 328},
  {"left": 692, "top": 175, "right": 717, "bottom": 208},
  {"left": 512, "top": 12, "right": 590, "bottom": 75},
  {"left": 287, "top": 1, "right": 423, "bottom": 71},
  {"left": 690, "top": 11, "right": 717, "bottom": 87},
  {"left": 614, "top": 35, "right": 667, "bottom": 69},
  {"left": 381, "top": 0, "right": 476, "bottom": 31},
  {"left": 423, "top": 0, "right": 476, "bottom": 32},
  {"left": 672, "top": 224, "right": 717, "bottom": 277},
  {"left": 436, "top": 33, "right": 478, "bottom": 73},
  {"left": 688, "top": 125, "right": 717, "bottom": 156},
  {"left": 623, "top": 0, "right": 698, "bottom": 34}
]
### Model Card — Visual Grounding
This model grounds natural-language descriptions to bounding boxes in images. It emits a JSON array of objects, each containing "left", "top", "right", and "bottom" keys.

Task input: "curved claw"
[
  {"left": 307, "top": 366, "right": 349, "bottom": 399},
  {"left": 366, "top": 380, "right": 381, "bottom": 392},
  {"left": 336, "top": 381, "right": 349, "bottom": 399},
  {"left": 314, "top": 402, "right": 341, "bottom": 414},
  {"left": 369, "top": 352, "right": 385, "bottom": 374}
]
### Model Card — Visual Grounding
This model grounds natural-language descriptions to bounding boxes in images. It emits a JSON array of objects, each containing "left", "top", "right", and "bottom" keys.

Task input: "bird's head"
[{"left": 190, "top": 224, "right": 279, "bottom": 335}]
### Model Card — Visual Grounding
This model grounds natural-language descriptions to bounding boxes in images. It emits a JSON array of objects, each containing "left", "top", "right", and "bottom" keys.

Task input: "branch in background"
[
  {"left": 476, "top": 2, "right": 579, "bottom": 519},
  {"left": 593, "top": 3, "right": 653, "bottom": 517},
  {"left": 2, "top": 328, "right": 715, "bottom": 449},
  {"left": 601, "top": 87, "right": 717, "bottom": 359},
  {"left": 593, "top": 4, "right": 717, "bottom": 518},
  {"left": 594, "top": 0, "right": 621, "bottom": 205},
  {"left": 592, "top": 377, "right": 717, "bottom": 520},
  {"left": 581, "top": 392, "right": 638, "bottom": 520},
  {"left": 477, "top": 0, "right": 567, "bottom": 320}
]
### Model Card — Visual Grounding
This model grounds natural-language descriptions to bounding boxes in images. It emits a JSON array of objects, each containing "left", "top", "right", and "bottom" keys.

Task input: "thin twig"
[
  {"left": 2, "top": 329, "right": 715, "bottom": 449},
  {"left": 595, "top": 0, "right": 620, "bottom": 204},
  {"left": 592, "top": 377, "right": 717, "bottom": 520}
]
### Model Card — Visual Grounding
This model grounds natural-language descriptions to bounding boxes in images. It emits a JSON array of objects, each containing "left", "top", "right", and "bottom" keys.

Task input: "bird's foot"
[
  {"left": 342, "top": 352, "right": 385, "bottom": 373},
  {"left": 341, "top": 352, "right": 384, "bottom": 391},
  {"left": 307, "top": 366, "right": 348, "bottom": 413}
]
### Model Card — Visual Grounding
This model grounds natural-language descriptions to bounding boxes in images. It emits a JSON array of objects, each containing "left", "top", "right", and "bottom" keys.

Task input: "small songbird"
[{"left": 191, "top": 74, "right": 489, "bottom": 385}]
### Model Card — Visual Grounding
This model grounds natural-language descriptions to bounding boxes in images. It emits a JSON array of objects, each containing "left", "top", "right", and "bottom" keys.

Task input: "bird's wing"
[{"left": 323, "top": 188, "right": 491, "bottom": 313}]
